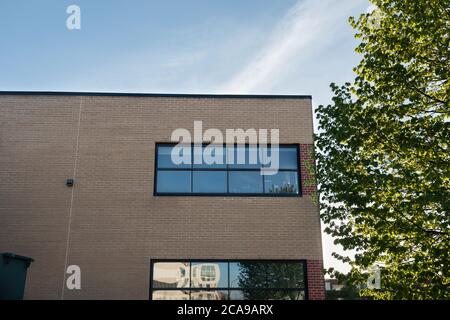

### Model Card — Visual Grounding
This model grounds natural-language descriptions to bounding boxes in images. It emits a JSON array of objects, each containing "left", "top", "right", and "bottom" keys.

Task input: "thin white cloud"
[{"left": 218, "top": 0, "right": 364, "bottom": 93}]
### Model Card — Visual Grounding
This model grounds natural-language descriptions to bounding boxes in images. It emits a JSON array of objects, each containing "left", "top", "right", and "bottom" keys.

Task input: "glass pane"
[
  {"left": 190, "top": 290, "right": 229, "bottom": 300},
  {"left": 264, "top": 171, "right": 299, "bottom": 194},
  {"left": 229, "top": 290, "right": 304, "bottom": 300},
  {"left": 152, "top": 290, "right": 190, "bottom": 300},
  {"left": 262, "top": 146, "right": 298, "bottom": 170},
  {"left": 152, "top": 262, "right": 191, "bottom": 288},
  {"left": 229, "top": 262, "right": 305, "bottom": 289},
  {"left": 193, "top": 145, "right": 227, "bottom": 168},
  {"left": 264, "top": 262, "right": 305, "bottom": 288},
  {"left": 228, "top": 146, "right": 262, "bottom": 168},
  {"left": 229, "top": 262, "right": 269, "bottom": 288},
  {"left": 229, "top": 171, "right": 263, "bottom": 194},
  {"left": 191, "top": 262, "right": 228, "bottom": 288},
  {"left": 193, "top": 171, "right": 227, "bottom": 193},
  {"left": 157, "top": 145, "right": 191, "bottom": 168},
  {"left": 280, "top": 290, "right": 305, "bottom": 300},
  {"left": 156, "top": 171, "right": 191, "bottom": 193},
  {"left": 229, "top": 290, "right": 245, "bottom": 300}
]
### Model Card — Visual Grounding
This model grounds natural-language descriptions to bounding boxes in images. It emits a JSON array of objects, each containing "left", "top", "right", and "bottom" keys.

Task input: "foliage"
[
  {"left": 315, "top": 0, "right": 450, "bottom": 299},
  {"left": 326, "top": 267, "right": 377, "bottom": 300},
  {"left": 302, "top": 147, "right": 319, "bottom": 204}
]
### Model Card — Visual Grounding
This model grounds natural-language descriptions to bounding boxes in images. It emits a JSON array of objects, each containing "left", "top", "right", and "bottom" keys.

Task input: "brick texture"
[
  {"left": 0, "top": 93, "right": 323, "bottom": 299},
  {"left": 307, "top": 259, "right": 326, "bottom": 300}
]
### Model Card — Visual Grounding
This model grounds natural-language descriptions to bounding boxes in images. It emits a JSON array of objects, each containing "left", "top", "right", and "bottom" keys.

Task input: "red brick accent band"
[
  {"left": 299, "top": 144, "right": 317, "bottom": 195},
  {"left": 307, "top": 259, "right": 326, "bottom": 300}
]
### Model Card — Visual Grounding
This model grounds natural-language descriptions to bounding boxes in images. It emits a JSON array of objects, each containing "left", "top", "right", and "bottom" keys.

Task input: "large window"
[
  {"left": 154, "top": 144, "right": 301, "bottom": 196},
  {"left": 150, "top": 260, "right": 306, "bottom": 300}
]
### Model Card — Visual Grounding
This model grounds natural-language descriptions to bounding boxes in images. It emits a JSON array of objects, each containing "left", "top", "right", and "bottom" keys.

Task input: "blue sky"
[{"left": 0, "top": 0, "right": 371, "bottom": 272}]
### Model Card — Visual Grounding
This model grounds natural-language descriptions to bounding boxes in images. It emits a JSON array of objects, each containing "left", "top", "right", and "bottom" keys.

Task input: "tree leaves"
[{"left": 316, "top": 0, "right": 450, "bottom": 299}]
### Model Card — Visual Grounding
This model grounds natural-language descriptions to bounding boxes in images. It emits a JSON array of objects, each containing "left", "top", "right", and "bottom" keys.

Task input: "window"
[
  {"left": 156, "top": 171, "right": 191, "bottom": 193},
  {"left": 151, "top": 260, "right": 306, "bottom": 300},
  {"left": 157, "top": 146, "right": 191, "bottom": 169},
  {"left": 155, "top": 144, "right": 300, "bottom": 196},
  {"left": 228, "top": 146, "right": 262, "bottom": 169},
  {"left": 264, "top": 171, "right": 299, "bottom": 194},
  {"left": 229, "top": 171, "right": 263, "bottom": 193},
  {"left": 192, "top": 171, "right": 227, "bottom": 193}
]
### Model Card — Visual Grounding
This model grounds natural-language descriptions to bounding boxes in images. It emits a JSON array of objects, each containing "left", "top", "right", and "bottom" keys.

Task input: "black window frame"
[
  {"left": 153, "top": 143, "right": 302, "bottom": 197},
  {"left": 149, "top": 259, "right": 308, "bottom": 300}
]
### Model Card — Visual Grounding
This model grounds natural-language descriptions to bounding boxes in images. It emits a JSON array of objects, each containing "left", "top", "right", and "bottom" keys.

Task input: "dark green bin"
[{"left": 0, "top": 253, "right": 34, "bottom": 300}]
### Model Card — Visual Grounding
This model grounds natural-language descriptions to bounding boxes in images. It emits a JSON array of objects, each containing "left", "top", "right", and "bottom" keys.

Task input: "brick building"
[{"left": 0, "top": 92, "right": 325, "bottom": 300}]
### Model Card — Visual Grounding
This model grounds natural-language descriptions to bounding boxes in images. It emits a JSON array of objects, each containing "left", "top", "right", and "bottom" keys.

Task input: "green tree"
[{"left": 316, "top": 0, "right": 449, "bottom": 299}]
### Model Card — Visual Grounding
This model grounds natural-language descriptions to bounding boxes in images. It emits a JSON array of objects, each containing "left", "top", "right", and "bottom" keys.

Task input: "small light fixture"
[{"left": 66, "top": 178, "right": 74, "bottom": 187}]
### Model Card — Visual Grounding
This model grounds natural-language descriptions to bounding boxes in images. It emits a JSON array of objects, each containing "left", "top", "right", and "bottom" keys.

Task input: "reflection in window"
[
  {"left": 263, "top": 147, "right": 298, "bottom": 169},
  {"left": 228, "top": 146, "right": 262, "bottom": 169},
  {"left": 271, "top": 263, "right": 305, "bottom": 288},
  {"left": 191, "top": 262, "right": 228, "bottom": 288},
  {"left": 264, "top": 172, "right": 299, "bottom": 194},
  {"left": 155, "top": 144, "right": 300, "bottom": 195},
  {"left": 152, "top": 290, "right": 190, "bottom": 300},
  {"left": 229, "top": 171, "right": 263, "bottom": 194},
  {"left": 229, "top": 290, "right": 304, "bottom": 300},
  {"left": 193, "top": 171, "right": 227, "bottom": 193},
  {"left": 191, "top": 290, "right": 229, "bottom": 300},
  {"left": 230, "top": 262, "right": 305, "bottom": 289},
  {"left": 157, "top": 146, "right": 191, "bottom": 169},
  {"left": 201, "top": 265, "right": 215, "bottom": 281},
  {"left": 151, "top": 260, "right": 306, "bottom": 300},
  {"left": 156, "top": 171, "right": 191, "bottom": 193},
  {"left": 193, "top": 145, "right": 226, "bottom": 168},
  {"left": 152, "top": 262, "right": 190, "bottom": 288}
]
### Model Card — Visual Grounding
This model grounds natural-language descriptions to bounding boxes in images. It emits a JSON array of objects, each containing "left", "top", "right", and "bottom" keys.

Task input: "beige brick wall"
[{"left": 0, "top": 93, "right": 323, "bottom": 299}]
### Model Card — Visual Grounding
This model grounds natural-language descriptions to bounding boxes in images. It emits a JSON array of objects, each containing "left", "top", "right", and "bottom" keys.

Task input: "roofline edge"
[{"left": 0, "top": 91, "right": 312, "bottom": 100}]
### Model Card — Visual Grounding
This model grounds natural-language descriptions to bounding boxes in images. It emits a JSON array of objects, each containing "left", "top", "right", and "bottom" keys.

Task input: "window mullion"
[{"left": 156, "top": 144, "right": 300, "bottom": 196}]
